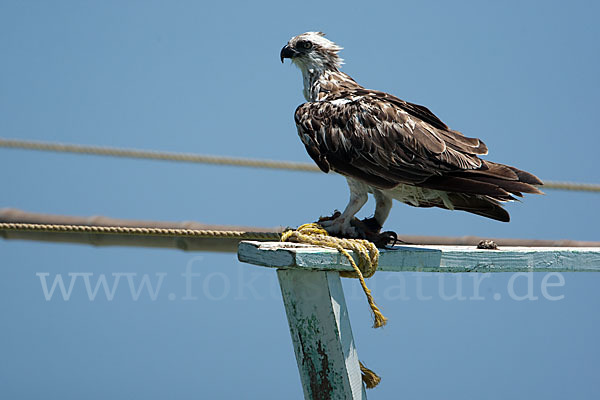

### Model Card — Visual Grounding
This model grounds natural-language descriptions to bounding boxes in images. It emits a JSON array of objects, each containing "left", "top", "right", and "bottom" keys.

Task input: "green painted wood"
[
  {"left": 433, "top": 245, "right": 600, "bottom": 272},
  {"left": 238, "top": 241, "right": 600, "bottom": 272},
  {"left": 238, "top": 241, "right": 442, "bottom": 271},
  {"left": 238, "top": 241, "right": 600, "bottom": 399},
  {"left": 278, "top": 269, "right": 367, "bottom": 400}
]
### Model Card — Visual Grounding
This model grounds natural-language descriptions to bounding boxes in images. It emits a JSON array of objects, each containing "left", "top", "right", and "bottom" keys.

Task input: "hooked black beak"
[{"left": 280, "top": 45, "right": 299, "bottom": 63}]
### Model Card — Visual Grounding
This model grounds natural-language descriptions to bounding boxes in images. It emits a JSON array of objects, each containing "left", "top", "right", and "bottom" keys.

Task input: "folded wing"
[{"left": 295, "top": 90, "right": 543, "bottom": 221}]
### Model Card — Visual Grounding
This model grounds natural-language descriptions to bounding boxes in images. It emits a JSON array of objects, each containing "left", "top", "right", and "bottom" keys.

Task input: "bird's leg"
[
  {"left": 373, "top": 189, "right": 392, "bottom": 227},
  {"left": 319, "top": 178, "right": 368, "bottom": 237},
  {"left": 351, "top": 190, "right": 399, "bottom": 247}
]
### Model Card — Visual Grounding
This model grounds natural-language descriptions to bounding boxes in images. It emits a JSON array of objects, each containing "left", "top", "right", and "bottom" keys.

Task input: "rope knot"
[
  {"left": 281, "top": 223, "right": 386, "bottom": 328},
  {"left": 281, "top": 223, "right": 386, "bottom": 389}
]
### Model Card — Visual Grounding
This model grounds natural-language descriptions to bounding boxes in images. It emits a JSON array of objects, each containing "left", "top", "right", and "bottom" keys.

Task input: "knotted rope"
[
  {"left": 281, "top": 223, "right": 385, "bottom": 389},
  {"left": 281, "top": 223, "right": 386, "bottom": 328}
]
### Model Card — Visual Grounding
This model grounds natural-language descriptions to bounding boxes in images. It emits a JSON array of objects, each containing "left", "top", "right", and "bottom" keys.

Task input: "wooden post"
[
  {"left": 238, "top": 241, "right": 600, "bottom": 399},
  {"left": 277, "top": 269, "right": 367, "bottom": 400}
]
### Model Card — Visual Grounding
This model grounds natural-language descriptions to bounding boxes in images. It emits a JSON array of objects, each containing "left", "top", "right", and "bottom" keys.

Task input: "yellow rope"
[
  {"left": 4, "top": 222, "right": 388, "bottom": 327},
  {"left": 281, "top": 223, "right": 386, "bottom": 389},
  {"left": 1, "top": 137, "right": 599, "bottom": 193},
  {"left": 281, "top": 223, "right": 387, "bottom": 328},
  {"left": 0, "top": 222, "right": 281, "bottom": 240},
  {"left": 3, "top": 221, "right": 385, "bottom": 388},
  {"left": 359, "top": 361, "right": 381, "bottom": 389}
]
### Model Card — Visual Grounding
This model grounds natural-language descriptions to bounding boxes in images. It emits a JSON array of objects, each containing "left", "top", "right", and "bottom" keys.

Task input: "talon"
[
  {"left": 377, "top": 231, "right": 399, "bottom": 248},
  {"left": 348, "top": 217, "right": 400, "bottom": 248}
]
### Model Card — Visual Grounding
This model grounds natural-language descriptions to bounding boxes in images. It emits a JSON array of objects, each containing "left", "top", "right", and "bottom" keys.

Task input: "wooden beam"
[
  {"left": 278, "top": 270, "right": 367, "bottom": 399},
  {"left": 238, "top": 241, "right": 600, "bottom": 273},
  {"left": 237, "top": 240, "right": 600, "bottom": 398}
]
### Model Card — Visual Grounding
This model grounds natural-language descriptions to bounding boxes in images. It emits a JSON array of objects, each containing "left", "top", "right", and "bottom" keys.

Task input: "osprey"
[{"left": 281, "top": 32, "right": 543, "bottom": 243}]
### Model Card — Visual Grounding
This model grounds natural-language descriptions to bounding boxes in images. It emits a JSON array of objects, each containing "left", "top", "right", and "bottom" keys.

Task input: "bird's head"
[{"left": 280, "top": 32, "right": 343, "bottom": 73}]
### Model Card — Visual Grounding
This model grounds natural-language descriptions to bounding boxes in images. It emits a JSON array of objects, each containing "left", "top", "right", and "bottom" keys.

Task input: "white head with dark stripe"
[{"left": 280, "top": 32, "right": 343, "bottom": 74}]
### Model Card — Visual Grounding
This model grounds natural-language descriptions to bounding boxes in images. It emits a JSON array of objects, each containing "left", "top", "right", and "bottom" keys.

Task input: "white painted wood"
[
  {"left": 239, "top": 241, "right": 442, "bottom": 271},
  {"left": 238, "top": 241, "right": 600, "bottom": 399},
  {"left": 238, "top": 241, "right": 600, "bottom": 272},
  {"left": 278, "top": 269, "right": 367, "bottom": 400}
]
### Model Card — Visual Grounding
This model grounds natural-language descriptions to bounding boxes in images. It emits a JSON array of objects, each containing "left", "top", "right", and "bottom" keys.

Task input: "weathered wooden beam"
[
  {"left": 278, "top": 270, "right": 367, "bottom": 400},
  {"left": 237, "top": 240, "right": 600, "bottom": 399},
  {"left": 238, "top": 241, "right": 600, "bottom": 273}
]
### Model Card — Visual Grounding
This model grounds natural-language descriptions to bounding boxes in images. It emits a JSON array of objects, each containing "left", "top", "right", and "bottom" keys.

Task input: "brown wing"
[
  {"left": 295, "top": 91, "right": 542, "bottom": 201},
  {"left": 351, "top": 88, "right": 452, "bottom": 131}
]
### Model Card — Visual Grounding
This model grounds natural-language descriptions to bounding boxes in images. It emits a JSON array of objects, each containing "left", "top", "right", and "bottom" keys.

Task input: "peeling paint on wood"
[
  {"left": 278, "top": 270, "right": 367, "bottom": 400},
  {"left": 239, "top": 241, "right": 600, "bottom": 273},
  {"left": 238, "top": 241, "right": 600, "bottom": 399}
]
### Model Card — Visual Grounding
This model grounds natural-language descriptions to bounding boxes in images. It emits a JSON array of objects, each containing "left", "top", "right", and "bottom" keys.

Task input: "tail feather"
[
  {"left": 447, "top": 194, "right": 511, "bottom": 222},
  {"left": 507, "top": 166, "right": 544, "bottom": 186},
  {"left": 410, "top": 161, "right": 543, "bottom": 222},
  {"left": 412, "top": 193, "right": 511, "bottom": 222},
  {"left": 420, "top": 162, "right": 544, "bottom": 200}
]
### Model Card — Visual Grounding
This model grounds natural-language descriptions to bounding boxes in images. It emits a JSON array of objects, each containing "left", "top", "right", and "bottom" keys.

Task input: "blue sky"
[{"left": 1, "top": 1, "right": 599, "bottom": 399}]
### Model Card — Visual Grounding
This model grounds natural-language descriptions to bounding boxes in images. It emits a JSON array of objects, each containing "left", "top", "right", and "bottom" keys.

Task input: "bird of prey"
[{"left": 280, "top": 32, "right": 543, "bottom": 244}]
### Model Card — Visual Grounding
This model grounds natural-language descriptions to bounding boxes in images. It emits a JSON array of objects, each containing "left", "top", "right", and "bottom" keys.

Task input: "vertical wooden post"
[{"left": 277, "top": 269, "right": 367, "bottom": 400}]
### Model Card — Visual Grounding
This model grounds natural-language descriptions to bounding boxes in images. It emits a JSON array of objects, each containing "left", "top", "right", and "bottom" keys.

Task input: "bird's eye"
[{"left": 298, "top": 40, "right": 313, "bottom": 50}]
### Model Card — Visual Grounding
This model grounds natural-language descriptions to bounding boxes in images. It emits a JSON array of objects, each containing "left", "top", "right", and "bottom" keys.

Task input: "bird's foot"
[
  {"left": 317, "top": 211, "right": 358, "bottom": 237},
  {"left": 317, "top": 213, "right": 399, "bottom": 248},
  {"left": 351, "top": 217, "right": 399, "bottom": 248}
]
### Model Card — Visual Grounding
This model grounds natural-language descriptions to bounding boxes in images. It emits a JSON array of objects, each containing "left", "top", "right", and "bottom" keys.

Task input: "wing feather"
[{"left": 295, "top": 89, "right": 542, "bottom": 200}]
